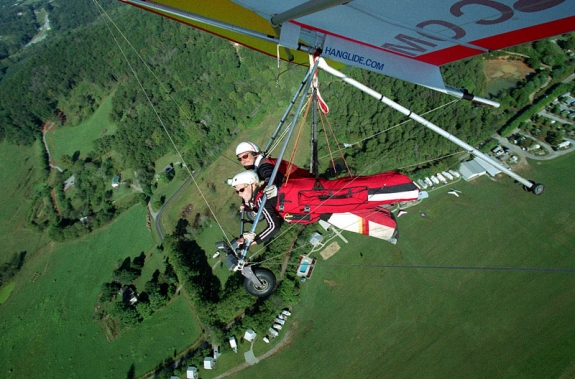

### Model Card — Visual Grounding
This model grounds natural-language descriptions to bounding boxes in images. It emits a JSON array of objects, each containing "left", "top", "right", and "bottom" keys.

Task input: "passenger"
[
  {"left": 231, "top": 170, "right": 283, "bottom": 246},
  {"left": 235, "top": 141, "right": 284, "bottom": 188}
]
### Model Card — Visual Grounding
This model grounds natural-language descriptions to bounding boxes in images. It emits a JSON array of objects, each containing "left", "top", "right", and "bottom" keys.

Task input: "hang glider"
[{"left": 120, "top": 0, "right": 575, "bottom": 102}]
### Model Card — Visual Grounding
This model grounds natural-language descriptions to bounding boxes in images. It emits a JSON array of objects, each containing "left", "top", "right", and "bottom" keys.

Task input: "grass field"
[
  {"left": 50, "top": 94, "right": 117, "bottom": 161},
  {"left": 197, "top": 154, "right": 575, "bottom": 379},
  {"left": 0, "top": 205, "right": 203, "bottom": 379},
  {"left": 0, "top": 140, "right": 49, "bottom": 265}
]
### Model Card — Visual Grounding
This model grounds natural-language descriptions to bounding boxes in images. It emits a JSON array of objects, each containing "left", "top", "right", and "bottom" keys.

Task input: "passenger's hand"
[
  {"left": 264, "top": 185, "right": 277, "bottom": 199},
  {"left": 243, "top": 232, "right": 256, "bottom": 243}
]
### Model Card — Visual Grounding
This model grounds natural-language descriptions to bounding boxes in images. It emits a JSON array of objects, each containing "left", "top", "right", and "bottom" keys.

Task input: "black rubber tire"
[
  {"left": 531, "top": 183, "right": 544, "bottom": 195},
  {"left": 523, "top": 180, "right": 544, "bottom": 195},
  {"left": 244, "top": 268, "right": 276, "bottom": 297}
]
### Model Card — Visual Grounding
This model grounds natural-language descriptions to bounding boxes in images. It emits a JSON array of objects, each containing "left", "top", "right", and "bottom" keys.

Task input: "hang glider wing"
[{"left": 121, "top": 0, "right": 575, "bottom": 92}]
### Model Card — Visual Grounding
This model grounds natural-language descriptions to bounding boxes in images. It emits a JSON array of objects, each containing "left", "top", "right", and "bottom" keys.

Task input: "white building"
[
  {"left": 459, "top": 158, "right": 501, "bottom": 181},
  {"left": 244, "top": 329, "right": 257, "bottom": 342},
  {"left": 186, "top": 366, "right": 198, "bottom": 379},
  {"left": 268, "top": 327, "right": 279, "bottom": 338},
  {"left": 229, "top": 336, "right": 238, "bottom": 353},
  {"left": 213, "top": 344, "right": 221, "bottom": 361},
  {"left": 203, "top": 357, "right": 215, "bottom": 370},
  {"left": 459, "top": 159, "right": 486, "bottom": 181},
  {"left": 309, "top": 232, "right": 323, "bottom": 246}
]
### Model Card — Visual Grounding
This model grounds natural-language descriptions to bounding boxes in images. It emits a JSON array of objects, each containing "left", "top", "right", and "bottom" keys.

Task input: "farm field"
[
  {"left": 0, "top": 205, "right": 203, "bottom": 379},
  {"left": 50, "top": 94, "right": 117, "bottom": 162},
  {"left": 0, "top": 140, "right": 49, "bottom": 265},
  {"left": 199, "top": 154, "right": 575, "bottom": 379}
]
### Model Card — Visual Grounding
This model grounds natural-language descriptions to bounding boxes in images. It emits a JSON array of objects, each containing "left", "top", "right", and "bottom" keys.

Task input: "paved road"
[
  {"left": 492, "top": 133, "right": 575, "bottom": 161},
  {"left": 151, "top": 171, "right": 196, "bottom": 241}
]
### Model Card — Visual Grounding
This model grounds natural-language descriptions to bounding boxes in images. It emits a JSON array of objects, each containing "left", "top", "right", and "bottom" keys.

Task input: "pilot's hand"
[
  {"left": 243, "top": 232, "right": 256, "bottom": 243},
  {"left": 264, "top": 185, "right": 277, "bottom": 199}
]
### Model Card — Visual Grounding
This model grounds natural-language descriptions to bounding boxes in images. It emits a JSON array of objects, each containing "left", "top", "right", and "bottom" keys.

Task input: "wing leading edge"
[{"left": 120, "top": 0, "right": 575, "bottom": 92}]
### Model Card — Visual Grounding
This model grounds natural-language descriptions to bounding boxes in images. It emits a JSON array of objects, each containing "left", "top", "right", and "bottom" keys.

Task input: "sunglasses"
[
  {"left": 235, "top": 186, "right": 248, "bottom": 194},
  {"left": 237, "top": 153, "right": 250, "bottom": 161}
]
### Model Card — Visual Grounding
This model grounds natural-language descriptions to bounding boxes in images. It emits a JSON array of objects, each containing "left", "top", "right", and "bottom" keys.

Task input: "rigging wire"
[
  {"left": 247, "top": 97, "right": 465, "bottom": 265},
  {"left": 92, "top": 0, "right": 231, "bottom": 243},
  {"left": 94, "top": 0, "right": 475, "bottom": 271},
  {"left": 260, "top": 261, "right": 575, "bottom": 274}
]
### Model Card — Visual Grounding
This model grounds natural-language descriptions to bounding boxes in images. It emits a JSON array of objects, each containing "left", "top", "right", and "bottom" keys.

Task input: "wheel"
[
  {"left": 244, "top": 268, "right": 276, "bottom": 297},
  {"left": 523, "top": 180, "right": 544, "bottom": 195},
  {"left": 531, "top": 183, "right": 544, "bottom": 195}
]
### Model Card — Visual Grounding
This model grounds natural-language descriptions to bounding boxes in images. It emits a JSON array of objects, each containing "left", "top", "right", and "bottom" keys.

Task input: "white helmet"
[
  {"left": 236, "top": 141, "right": 260, "bottom": 156},
  {"left": 231, "top": 170, "right": 259, "bottom": 186}
]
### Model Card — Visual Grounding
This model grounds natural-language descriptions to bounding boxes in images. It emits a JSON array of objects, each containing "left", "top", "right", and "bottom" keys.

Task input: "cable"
[{"left": 93, "top": 0, "right": 231, "bottom": 243}]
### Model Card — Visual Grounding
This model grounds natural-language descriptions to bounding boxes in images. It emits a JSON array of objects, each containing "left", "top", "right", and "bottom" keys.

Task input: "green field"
[
  {"left": 0, "top": 205, "right": 202, "bottom": 379},
  {"left": 0, "top": 140, "right": 48, "bottom": 265},
  {"left": 198, "top": 154, "right": 575, "bottom": 379},
  {"left": 50, "top": 94, "right": 117, "bottom": 161}
]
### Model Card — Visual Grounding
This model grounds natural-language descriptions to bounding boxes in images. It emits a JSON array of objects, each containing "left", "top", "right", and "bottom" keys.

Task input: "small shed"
[
  {"left": 186, "top": 366, "right": 198, "bottom": 379},
  {"left": 244, "top": 329, "right": 257, "bottom": 342},
  {"left": 203, "top": 357, "right": 215, "bottom": 370},
  {"left": 229, "top": 336, "right": 238, "bottom": 353}
]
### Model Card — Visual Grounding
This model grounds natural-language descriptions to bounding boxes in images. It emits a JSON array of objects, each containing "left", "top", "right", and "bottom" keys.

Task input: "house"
[
  {"left": 229, "top": 336, "right": 238, "bottom": 353},
  {"left": 119, "top": 286, "right": 138, "bottom": 306},
  {"left": 309, "top": 232, "right": 323, "bottom": 246},
  {"left": 64, "top": 175, "right": 75, "bottom": 191},
  {"left": 186, "top": 366, "right": 198, "bottom": 379},
  {"left": 244, "top": 329, "right": 257, "bottom": 342},
  {"left": 203, "top": 357, "right": 215, "bottom": 370},
  {"left": 112, "top": 175, "right": 121, "bottom": 188},
  {"left": 492, "top": 145, "right": 504, "bottom": 156}
]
